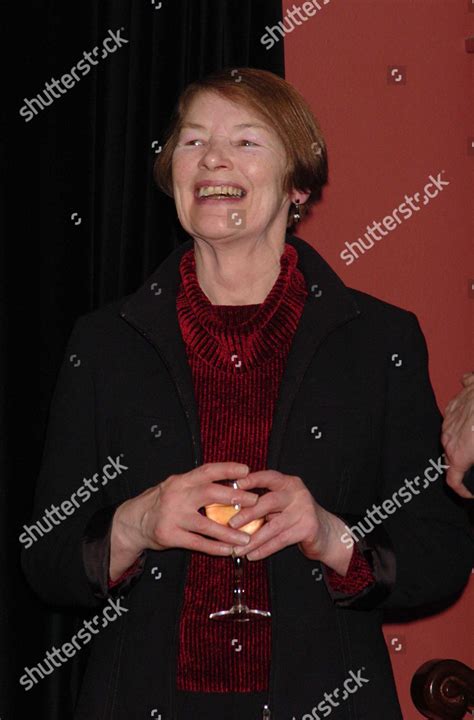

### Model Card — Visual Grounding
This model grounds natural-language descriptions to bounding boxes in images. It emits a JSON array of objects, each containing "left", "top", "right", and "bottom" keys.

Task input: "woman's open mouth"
[{"left": 194, "top": 184, "right": 247, "bottom": 202}]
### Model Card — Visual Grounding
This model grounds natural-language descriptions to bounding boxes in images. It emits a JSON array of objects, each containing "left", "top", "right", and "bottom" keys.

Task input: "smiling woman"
[
  {"left": 21, "top": 67, "right": 473, "bottom": 720},
  {"left": 154, "top": 67, "right": 328, "bottom": 234}
]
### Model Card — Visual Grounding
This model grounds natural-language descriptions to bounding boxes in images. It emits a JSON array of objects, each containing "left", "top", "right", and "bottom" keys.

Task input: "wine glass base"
[{"left": 209, "top": 605, "right": 271, "bottom": 622}]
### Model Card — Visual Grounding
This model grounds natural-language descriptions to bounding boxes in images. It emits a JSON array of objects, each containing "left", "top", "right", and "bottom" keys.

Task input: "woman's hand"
[
  {"left": 442, "top": 373, "right": 474, "bottom": 499},
  {"left": 229, "top": 470, "right": 352, "bottom": 576},
  {"left": 109, "top": 462, "right": 258, "bottom": 581}
]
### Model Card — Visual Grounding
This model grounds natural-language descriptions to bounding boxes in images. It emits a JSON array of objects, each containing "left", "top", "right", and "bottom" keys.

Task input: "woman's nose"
[{"left": 198, "top": 139, "right": 233, "bottom": 170}]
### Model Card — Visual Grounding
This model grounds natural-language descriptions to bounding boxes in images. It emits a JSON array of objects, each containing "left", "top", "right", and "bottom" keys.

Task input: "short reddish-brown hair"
[{"left": 153, "top": 67, "right": 328, "bottom": 228}]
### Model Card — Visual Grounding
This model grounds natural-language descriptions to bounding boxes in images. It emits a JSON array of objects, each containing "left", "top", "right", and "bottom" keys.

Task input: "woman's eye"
[{"left": 181, "top": 138, "right": 258, "bottom": 147}]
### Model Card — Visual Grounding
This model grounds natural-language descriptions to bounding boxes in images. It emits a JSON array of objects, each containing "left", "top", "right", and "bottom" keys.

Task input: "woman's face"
[{"left": 171, "top": 91, "right": 302, "bottom": 245}]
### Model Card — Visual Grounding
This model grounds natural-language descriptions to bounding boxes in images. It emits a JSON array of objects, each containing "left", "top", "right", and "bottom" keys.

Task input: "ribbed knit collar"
[{"left": 176, "top": 242, "right": 308, "bottom": 372}]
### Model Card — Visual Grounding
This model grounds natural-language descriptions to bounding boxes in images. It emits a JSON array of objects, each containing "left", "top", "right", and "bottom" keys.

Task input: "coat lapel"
[
  {"left": 265, "top": 235, "right": 361, "bottom": 468},
  {"left": 119, "top": 238, "right": 204, "bottom": 465},
  {"left": 118, "top": 234, "right": 361, "bottom": 470}
]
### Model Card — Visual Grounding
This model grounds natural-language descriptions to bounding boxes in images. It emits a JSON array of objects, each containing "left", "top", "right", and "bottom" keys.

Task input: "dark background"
[{"left": 3, "top": 2, "right": 284, "bottom": 716}]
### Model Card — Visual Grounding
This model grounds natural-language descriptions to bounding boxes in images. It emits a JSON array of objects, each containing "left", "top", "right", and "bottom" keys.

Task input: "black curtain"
[{"left": 4, "top": 2, "right": 284, "bottom": 717}]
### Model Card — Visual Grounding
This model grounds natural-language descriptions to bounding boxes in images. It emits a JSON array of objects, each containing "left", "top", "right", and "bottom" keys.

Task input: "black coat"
[{"left": 22, "top": 234, "right": 474, "bottom": 720}]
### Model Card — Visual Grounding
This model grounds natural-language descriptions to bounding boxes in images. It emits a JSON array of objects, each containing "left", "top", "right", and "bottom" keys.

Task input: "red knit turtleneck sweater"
[{"left": 172, "top": 242, "right": 374, "bottom": 693}]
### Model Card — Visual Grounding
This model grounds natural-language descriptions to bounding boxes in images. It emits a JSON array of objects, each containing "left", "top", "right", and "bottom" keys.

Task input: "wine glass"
[{"left": 205, "top": 480, "right": 271, "bottom": 622}]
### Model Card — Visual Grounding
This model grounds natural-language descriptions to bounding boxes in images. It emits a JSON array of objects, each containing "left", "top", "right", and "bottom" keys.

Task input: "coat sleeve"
[
  {"left": 324, "top": 312, "right": 474, "bottom": 610},
  {"left": 20, "top": 316, "right": 138, "bottom": 609},
  {"left": 82, "top": 503, "right": 146, "bottom": 598},
  {"left": 463, "top": 466, "right": 474, "bottom": 495}
]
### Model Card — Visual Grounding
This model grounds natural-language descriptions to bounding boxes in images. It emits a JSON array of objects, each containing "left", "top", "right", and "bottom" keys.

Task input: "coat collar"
[{"left": 119, "top": 233, "right": 361, "bottom": 468}]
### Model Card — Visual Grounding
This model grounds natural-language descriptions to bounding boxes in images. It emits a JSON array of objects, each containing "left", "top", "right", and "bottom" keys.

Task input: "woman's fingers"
[
  {"left": 190, "top": 513, "right": 251, "bottom": 547},
  {"left": 145, "top": 465, "right": 308, "bottom": 556},
  {"left": 237, "top": 469, "right": 287, "bottom": 491},
  {"left": 198, "top": 484, "right": 260, "bottom": 508},
  {"left": 188, "top": 461, "right": 250, "bottom": 485},
  {"left": 445, "top": 398, "right": 458, "bottom": 414},
  {"left": 246, "top": 530, "right": 299, "bottom": 561},
  {"left": 228, "top": 491, "right": 284, "bottom": 529},
  {"left": 445, "top": 466, "right": 474, "bottom": 499},
  {"left": 234, "top": 517, "right": 301, "bottom": 560},
  {"left": 229, "top": 472, "right": 320, "bottom": 559},
  {"left": 174, "top": 529, "right": 235, "bottom": 556},
  {"left": 235, "top": 513, "right": 287, "bottom": 552},
  {"left": 228, "top": 474, "right": 305, "bottom": 529}
]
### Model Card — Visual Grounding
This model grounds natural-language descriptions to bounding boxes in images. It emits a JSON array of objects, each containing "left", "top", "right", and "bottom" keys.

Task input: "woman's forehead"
[{"left": 182, "top": 92, "right": 270, "bottom": 129}]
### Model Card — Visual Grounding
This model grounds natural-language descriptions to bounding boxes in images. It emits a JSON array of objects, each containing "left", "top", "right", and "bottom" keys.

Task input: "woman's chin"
[{"left": 187, "top": 218, "right": 248, "bottom": 240}]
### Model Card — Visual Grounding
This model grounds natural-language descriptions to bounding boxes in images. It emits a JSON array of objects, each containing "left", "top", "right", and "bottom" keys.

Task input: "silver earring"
[{"left": 293, "top": 199, "right": 301, "bottom": 224}]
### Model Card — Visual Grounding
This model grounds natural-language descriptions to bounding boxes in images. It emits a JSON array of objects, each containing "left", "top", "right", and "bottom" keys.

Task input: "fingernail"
[{"left": 238, "top": 464, "right": 249, "bottom": 472}]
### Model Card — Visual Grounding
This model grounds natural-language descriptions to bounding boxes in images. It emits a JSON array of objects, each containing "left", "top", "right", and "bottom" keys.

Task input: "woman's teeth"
[{"left": 197, "top": 185, "right": 245, "bottom": 199}]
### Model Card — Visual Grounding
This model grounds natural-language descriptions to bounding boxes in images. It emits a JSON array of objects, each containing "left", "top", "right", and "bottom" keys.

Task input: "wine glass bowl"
[{"left": 205, "top": 502, "right": 264, "bottom": 536}]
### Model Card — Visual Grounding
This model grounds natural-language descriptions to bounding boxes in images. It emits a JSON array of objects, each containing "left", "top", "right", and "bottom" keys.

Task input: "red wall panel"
[{"left": 283, "top": 1, "right": 473, "bottom": 716}]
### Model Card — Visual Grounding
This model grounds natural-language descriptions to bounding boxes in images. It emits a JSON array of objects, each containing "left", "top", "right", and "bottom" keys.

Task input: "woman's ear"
[{"left": 289, "top": 189, "right": 311, "bottom": 205}]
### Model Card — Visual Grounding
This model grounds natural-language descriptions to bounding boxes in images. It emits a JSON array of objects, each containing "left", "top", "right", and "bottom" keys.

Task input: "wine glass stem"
[{"left": 231, "top": 551, "right": 246, "bottom": 609}]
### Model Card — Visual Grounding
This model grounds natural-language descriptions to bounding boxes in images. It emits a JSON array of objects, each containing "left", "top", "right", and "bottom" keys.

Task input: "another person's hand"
[
  {"left": 228, "top": 470, "right": 352, "bottom": 576},
  {"left": 442, "top": 372, "right": 474, "bottom": 499},
  {"left": 109, "top": 462, "right": 258, "bottom": 581}
]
